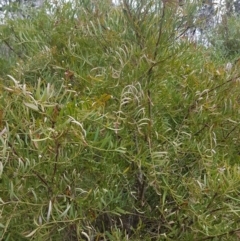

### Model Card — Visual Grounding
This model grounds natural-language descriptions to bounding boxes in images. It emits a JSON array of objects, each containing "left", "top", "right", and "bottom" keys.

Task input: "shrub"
[{"left": 1, "top": 1, "right": 240, "bottom": 240}]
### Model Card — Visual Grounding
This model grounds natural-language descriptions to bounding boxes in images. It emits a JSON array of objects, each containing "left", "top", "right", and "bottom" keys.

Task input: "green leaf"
[{"left": 24, "top": 102, "right": 39, "bottom": 111}]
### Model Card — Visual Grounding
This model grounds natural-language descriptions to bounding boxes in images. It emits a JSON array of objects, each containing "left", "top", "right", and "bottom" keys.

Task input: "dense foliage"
[
  {"left": 210, "top": 15, "right": 240, "bottom": 60},
  {"left": 1, "top": 0, "right": 240, "bottom": 240}
]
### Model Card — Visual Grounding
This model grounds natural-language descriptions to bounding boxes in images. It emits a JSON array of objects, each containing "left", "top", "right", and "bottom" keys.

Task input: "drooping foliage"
[{"left": 1, "top": 1, "right": 240, "bottom": 240}]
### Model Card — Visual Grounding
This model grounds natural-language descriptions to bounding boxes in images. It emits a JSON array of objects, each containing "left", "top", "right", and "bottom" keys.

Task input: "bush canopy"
[{"left": 1, "top": 0, "right": 240, "bottom": 240}]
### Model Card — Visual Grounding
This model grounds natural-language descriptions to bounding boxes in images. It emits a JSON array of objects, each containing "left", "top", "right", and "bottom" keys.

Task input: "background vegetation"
[{"left": 1, "top": 0, "right": 240, "bottom": 240}]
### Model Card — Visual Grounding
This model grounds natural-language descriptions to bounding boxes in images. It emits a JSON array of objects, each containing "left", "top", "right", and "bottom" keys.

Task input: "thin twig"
[
  {"left": 123, "top": 0, "right": 144, "bottom": 49},
  {"left": 32, "top": 170, "right": 51, "bottom": 192},
  {"left": 52, "top": 142, "right": 60, "bottom": 183},
  {"left": 2, "top": 40, "right": 23, "bottom": 59}
]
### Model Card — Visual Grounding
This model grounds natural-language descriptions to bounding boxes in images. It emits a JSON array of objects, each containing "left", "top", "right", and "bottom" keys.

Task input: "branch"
[
  {"left": 123, "top": 0, "right": 144, "bottom": 49},
  {"left": 2, "top": 39, "right": 23, "bottom": 59}
]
